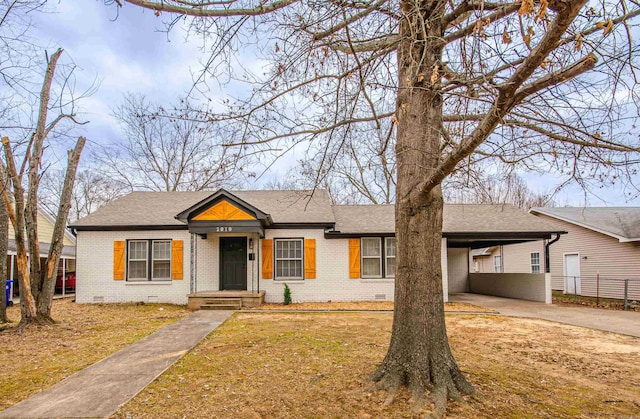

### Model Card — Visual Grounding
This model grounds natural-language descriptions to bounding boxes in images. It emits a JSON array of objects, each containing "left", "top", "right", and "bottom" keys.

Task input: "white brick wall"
[
  {"left": 77, "top": 228, "right": 450, "bottom": 305},
  {"left": 76, "top": 230, "right": 192, "bottom": 305}
]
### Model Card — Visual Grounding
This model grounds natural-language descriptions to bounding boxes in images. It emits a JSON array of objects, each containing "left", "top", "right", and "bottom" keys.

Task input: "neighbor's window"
[
  {"left": 494, "top": 255, "right": 502, "bottom": 273},
  {"left": 531, "top": 252, "right": 541, "bottom": 274},
  {"left": 128, "top": 240, "right": 149, "bottom": 280},
  {"left": 127, "top": 239, "right": 172, "bottom": 281},
  {"left": 361, "top": 237, "right": 382, "bottom": 278},
  {"left": 385, "top": 237, "right": 396, "bottom": 278},
  {"left": 275, "top": 239, "right": 303, "bottom": 280}
]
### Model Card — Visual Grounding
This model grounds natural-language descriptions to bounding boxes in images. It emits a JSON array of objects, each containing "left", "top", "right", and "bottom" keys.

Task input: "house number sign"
[{"left": 215, "top": 226, "right": 233, "bottom": 232}]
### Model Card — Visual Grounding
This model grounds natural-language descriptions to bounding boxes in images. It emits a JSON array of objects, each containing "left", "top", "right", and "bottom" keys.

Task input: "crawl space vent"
[
  {"left": 93, "top": 296, "right": 104, "bottom": 303},
  {"left": 375, "top": 294, "right": 386, "bottom": 300}
]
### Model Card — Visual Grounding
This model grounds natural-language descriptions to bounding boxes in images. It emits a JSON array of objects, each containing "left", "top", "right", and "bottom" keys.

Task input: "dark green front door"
[{"left": 220, "top": 237, "right": 247, "bottom": 290}]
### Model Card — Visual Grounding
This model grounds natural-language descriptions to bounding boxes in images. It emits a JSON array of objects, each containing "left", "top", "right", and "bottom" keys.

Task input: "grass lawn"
[
  {"left": 247, "top": 301, "right": 494, "bottom": 312},
  {"left": 0, "top": 299, "right": 191, "bottom": 411},
  {"left": 115, "top": 312, "right": 640, "bottom": 418}
]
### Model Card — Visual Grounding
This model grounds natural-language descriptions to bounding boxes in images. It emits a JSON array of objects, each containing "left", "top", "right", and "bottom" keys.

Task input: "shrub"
[{"left": 283, "top": 283, "right": 292, "bottom": 305}]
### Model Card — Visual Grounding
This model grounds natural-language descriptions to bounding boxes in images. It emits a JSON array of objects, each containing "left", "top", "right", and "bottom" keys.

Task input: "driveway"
[{"left": 450, "top": 293, "right": 640, "bottom": 338}]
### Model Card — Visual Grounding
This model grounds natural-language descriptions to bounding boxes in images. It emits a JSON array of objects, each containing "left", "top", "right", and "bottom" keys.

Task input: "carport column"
[
  {"left": 441, "top": 238, "right": 448, "bottom": 303},
  {"left": 544, "top": 273, "right": 551, "bottom": 304}
]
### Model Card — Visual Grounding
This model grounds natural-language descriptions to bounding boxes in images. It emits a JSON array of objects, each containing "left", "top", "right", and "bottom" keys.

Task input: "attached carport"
[{"left": 442, "top": 205, "right": 566, "bottom": 304}]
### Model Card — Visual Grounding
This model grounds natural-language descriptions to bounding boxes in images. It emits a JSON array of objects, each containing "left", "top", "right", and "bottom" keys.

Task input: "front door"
[
  {"left": 220, "top": 237, "right": 247, "bottom": 290},
  {"left": 564, "top": 253, "right": 581, "bottom": 295}
]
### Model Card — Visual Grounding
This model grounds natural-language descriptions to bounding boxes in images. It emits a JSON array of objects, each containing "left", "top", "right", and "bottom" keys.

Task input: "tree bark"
[
  {"left": 371, "top": 0, "right": 473, "bottom": 416},
  {"left": 26, "top": 49, "right": 63, "bottom": 309},
  {"left": 1, "top": 138, "right": 38, "bottom": 325},
  {"left": 37, "top": 137, "right": 85, "bottom": 320}
]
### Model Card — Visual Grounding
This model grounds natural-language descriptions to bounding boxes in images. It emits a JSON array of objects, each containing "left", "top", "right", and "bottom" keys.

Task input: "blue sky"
[{"left": 24, "top": 1, "right": 640, "bottom": 206}]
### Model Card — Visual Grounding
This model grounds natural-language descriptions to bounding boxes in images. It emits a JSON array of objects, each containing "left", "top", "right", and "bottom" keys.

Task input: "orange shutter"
[
  {"left": 348, "top": 238, "right": 360, "bottom": 279},
  {"left": 113, "top": 241, "right": 125, "bottom": 280},
  {"left": 304, "top": 239, "right": 316, "bottom": 279},
  {"left": 262, "top": 239, "right": 273, "bottom": 279},
  {"left": 172, "top": 240, "right": 184, "bottom": 280}
]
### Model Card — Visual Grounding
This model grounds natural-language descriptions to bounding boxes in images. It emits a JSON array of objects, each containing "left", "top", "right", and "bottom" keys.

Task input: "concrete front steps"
[{"left": 188, "top": 290, "right": 266, "bottom": 310}]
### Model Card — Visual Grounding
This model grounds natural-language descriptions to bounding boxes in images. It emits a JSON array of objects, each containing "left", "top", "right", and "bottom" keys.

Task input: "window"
[
  {"left": 385, "top": 238, "right": 396, "bottom": 278},
  {"left": 361, "top": 238, "right": 382, "bottom": 278},
  {"left": 531, "top": 252, "right": 541, "bottom": 274},
  {"left": 127, "top": 240, "right": 172, "bottom": 281},
  {"left": 275, "top": 239, "right": 303, "bottom": 280},
  {"left": 152, "top": 240, "right": 172, "bottom": 280},
  {"left": 494, "top": 255, "right": 502, "bottom": 273}
]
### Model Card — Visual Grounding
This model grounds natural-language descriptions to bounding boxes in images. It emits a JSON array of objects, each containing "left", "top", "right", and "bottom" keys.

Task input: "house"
[
  {"left": 7, "top": 206, "right": 77, "bottom": 298},
  {"left": 529, "top": 207, "right": 640, "bottom": 300},
  {"left": 69, "top": 190, "right": 564, "bottom": 306}
]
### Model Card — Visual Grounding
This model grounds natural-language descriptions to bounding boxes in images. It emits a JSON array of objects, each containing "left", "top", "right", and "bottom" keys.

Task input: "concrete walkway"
[
  {"left": 0, "top": 310, "right": 233, "bottom": 418},
  {"left": 450, "top": 293, "right": 640, "bottom": 337}
]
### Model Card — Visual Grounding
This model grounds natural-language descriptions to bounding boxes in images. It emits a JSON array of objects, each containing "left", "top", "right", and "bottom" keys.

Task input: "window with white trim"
[
  {"left": 530, "top": 252, "right": 541, "bottom": 274},
  {"left": 385, "top": 237, "right": 396, "bottom": 278},
  {"left": 152, "top": 240, "right": 172, "bottom": 280},
  {"left": 494, "top": 255, "right": 502, "bottom": 273},
  {"left": 361, "top": 237, "right": 382, "bottom": 278},
  {"left": 127, "top": 239, "right": 172, "bottom": 281},
  {"left": 275, "top": 238, "right": 303, "bottom": 280}
]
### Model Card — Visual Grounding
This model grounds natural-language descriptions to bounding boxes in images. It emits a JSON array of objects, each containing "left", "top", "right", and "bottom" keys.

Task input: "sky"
[{"left": 22, "top": 1, "right": 640, "bottom": 206}]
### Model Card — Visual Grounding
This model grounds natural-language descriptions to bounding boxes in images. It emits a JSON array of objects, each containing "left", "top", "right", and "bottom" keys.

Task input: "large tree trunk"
[
  {"left": 371, "top": 0, "right": 473, "bottom": 416},
  {"left": 36, "top": 137, "right": 85, "bottom": 320}
]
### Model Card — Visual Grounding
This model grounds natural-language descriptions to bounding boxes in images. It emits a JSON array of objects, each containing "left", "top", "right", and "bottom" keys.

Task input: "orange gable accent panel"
[{"left": 193, "top": 200, "right": 256, "bottom": 221}]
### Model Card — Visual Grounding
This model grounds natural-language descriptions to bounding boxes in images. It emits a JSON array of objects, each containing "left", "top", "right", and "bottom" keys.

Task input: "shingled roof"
[
  {"left": 70, "top": 189, "right": 335, "bottom": 228},
  {"left": 70, "top": 189, "right": 564, "bottom": 242},
  {"left": 531, "top": 207, "right": 640, "bottom": 242},
  {"left": 332, "top": 203, "right": 563, "bottom": 236}
]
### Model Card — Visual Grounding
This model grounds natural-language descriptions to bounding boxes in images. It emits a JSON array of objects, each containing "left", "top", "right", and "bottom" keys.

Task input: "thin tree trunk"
[
  {"left": 26, "top": 49, "right": 63, "bottom": 309},
  {"left": 37, "top": 137, "right": 85, "bottom": 319},
  {"left": 1, "top": 139, "right": 38, "bottom": 325},
  {"left": 371, "top": 1, "right": 473, "bottom": 416}
]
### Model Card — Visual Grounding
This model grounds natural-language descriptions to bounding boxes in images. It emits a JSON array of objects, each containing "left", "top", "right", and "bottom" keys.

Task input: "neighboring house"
[
  {"left": 529, "top": 207, "right": 640, "bottom": 300},
  {"left": 7, "top": 206, "right": 77, "bottom": 297},
  {"left": 472, "top": 241, "right": 546, "bottom": 275},
  {"left": 69, "top": 190, "right": 563, "bottom": 306}
]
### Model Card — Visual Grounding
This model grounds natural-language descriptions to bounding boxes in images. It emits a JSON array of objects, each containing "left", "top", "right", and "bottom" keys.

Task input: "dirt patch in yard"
[
  {"left": 115, "top": 312, "right": 640, "bottom": 418},
  {"left": 0, "top": 299, "right": 190, "bottom": 411},
  {"left": 247, "top": 301, "right": 494, "bottom": 312}
]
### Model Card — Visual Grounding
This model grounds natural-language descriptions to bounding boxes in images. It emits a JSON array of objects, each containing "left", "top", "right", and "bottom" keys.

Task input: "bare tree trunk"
[
  {"left": 37, "top": 137, "right": 85, "bottom": 320},
  {"left": 1, "top": 139, "right": 38, "bottom": 325},
  {"left": 26, "top": 49, "right": 63, "bottom": 309},
  {"left": 371, "top": 1, "right": 473, "bottom": 416}
]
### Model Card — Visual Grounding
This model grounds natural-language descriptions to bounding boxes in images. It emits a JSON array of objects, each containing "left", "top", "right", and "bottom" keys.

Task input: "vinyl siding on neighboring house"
[
  {"left": 536, "top": 213, "right": 640, "bottom": 300},
  {"left": 475, "top": 241, "right": 545, "bottom": 274},
  {"left": 8, "top": 211, "right": 75, "bottom": 249}
]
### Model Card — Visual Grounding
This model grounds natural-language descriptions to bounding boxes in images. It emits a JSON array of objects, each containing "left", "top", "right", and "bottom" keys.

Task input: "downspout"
[{"left": 545, "top": 233, "right": 561, "bottom": 273}]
